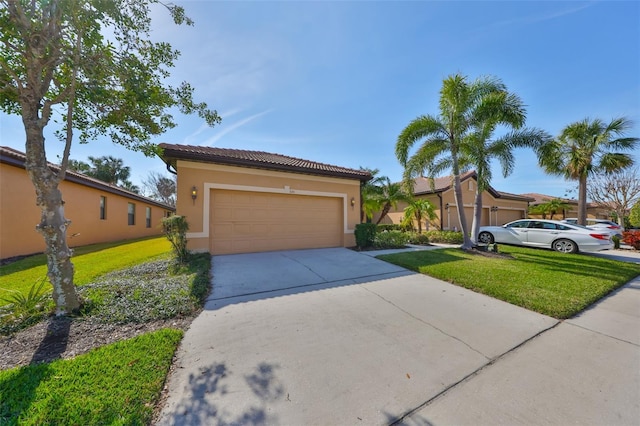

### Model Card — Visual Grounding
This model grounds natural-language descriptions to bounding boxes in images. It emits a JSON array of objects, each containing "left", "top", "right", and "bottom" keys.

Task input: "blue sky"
[{"left": 1, "top": 0, "right": 639, "bottom": 198}]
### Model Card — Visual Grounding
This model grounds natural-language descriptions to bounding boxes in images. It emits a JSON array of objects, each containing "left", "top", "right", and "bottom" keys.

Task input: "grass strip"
[
  {"left": 0, "top": 328, "right": 182, "bottom": 425},
  {"left": 378, "top": 246, "right": 640, "bottom": 319},
  {"left": 0, "top": 237, "right": 171, "bottom": 299}
]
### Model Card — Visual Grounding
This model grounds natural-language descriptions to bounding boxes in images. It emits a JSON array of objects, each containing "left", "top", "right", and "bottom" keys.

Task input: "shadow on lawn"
[
  {"left": 0, "top": 317, "right": 72, "bottom": 422},
  {"left": 160, "top": 361, "right": 284, "bottom": 425},
  {"left": 0, "top": 361, "right": 52, "bottom": 423}
]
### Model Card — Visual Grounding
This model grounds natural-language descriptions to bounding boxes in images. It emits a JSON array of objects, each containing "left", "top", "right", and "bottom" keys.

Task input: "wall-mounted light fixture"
[
  {"left": 350, "top": 197, "right": 356, "bottom": 208},
  {"left": 191, "top": 186, "right": 198, "bottom": 205},
  {"left": 445, "top": 203, "right": 450, "bottom": 210},
  {"left": 490, "top": 206, "right": 499, "bottom": 212}
]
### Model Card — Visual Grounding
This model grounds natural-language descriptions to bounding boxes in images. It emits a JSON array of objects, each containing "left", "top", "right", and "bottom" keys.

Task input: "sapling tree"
[{"left": 0, "top": 0, "right": 220, "bottom": 314}]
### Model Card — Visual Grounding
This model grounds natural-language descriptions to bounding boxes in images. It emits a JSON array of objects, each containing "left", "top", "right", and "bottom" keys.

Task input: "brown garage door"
[{"left": 210, "top": 190, "right": 343, "bottom": 255}]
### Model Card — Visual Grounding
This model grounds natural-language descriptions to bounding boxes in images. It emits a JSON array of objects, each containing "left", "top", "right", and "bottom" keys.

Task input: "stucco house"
[
  {"left": 0, "top": 146, "right": 175, "bottom": 260},
  {"left": 378, "top": 171, "right": 534, "bottom": 230},
  {"left": 523, "top": 193, "right": 611, "bottom": 220},
  {"left": 159, "top": 143, "right": 371, "bottom": 255}
]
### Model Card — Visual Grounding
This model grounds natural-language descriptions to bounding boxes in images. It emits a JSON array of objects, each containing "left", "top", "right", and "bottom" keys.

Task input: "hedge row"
[{"left": 354, "top": 224, "right": 463, "bottom": 249}]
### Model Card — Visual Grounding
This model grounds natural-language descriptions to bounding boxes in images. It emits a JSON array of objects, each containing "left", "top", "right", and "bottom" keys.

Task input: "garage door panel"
[{"left": 210, "top": 190, "right": 343, "bottom": 255}]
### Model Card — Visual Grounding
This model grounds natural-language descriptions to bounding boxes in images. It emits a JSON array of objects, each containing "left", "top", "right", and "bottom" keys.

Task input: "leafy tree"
[
  {"left": 536, "top": 118, "right": 638, "bottom": 226},
  {"left": 143, "top": 171, "right": 176, "bottom": 207},
  {"left": 402, "top": 198, "right": 436, "bottom": 233},
  {"left": 396, "top": 74, "right": 543, "bottom": 248},
  {"left": 68, "top": 159, "right": 90, "bottom": 174},
  {"left": 588, "top": 168, "right": 640, "bottom": 227},
  {"left": 0, "top": 0, "right": 220, "bottom": 314}
]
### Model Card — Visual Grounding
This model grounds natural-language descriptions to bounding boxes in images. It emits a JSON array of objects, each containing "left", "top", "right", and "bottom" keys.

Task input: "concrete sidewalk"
[
  {"left": 400, "top": 276, "right": 640, "bottom": 425},
  {"left": 155, "top": 248, "right": 558, "bottom": 425}
]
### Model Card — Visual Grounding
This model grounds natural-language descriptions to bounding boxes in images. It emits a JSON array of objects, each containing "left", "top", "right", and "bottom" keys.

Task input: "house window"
[
  {"left": 100, "top": 196, "right": 106, "bottom": 220},
  {"left": 146, "top": 207, "right": 151, "bottom": 228},
  {"left": 128, "top": 203, "right": 135, "bottom": 226}
]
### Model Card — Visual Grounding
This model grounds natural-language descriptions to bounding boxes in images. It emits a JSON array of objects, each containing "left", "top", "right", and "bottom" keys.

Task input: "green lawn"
[
  {"left": 0, "top": 328, "right": 182, "bottom": 425},
  {"left": 378, "top": 246, "right": 640, "bottom": 319},
  {"left": 0, "top": 237, "right": 171, "bottom": 300}
]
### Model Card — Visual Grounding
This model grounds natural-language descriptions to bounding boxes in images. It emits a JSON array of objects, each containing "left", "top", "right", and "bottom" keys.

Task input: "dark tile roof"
[
  {"left": 159, "top": 143, "right": 372, "bottom": 181},
  {"left": 0, "top": 146, "right": 175, "bottom": 210},
  {"left": 412, "top": 171, "right": 534, "bottom": 202}
]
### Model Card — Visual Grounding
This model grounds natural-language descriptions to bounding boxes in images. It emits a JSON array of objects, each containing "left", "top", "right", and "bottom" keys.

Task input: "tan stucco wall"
[
  {"left": 175, "top": 160, "right": 362, "bottom": 252},
  {"left": 0, "top": 163, "right": 172, "bottom": 259},
  {"left": 379, "top": 179, "right": 530, "bottom": 231}
]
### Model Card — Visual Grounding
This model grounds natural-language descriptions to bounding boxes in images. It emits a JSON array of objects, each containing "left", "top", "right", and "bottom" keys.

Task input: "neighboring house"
[
  {"left": 159, "top": 143, "right": 371, "bottom": 255},
  {"left": 0, "top": 146, "right": 175, "bottom": 260},
  {"left": 377, "top": 171, "right": 533, "bottom": 231},
  {"left": 523, "top": 193, "right": 611, "bottom": 220}
]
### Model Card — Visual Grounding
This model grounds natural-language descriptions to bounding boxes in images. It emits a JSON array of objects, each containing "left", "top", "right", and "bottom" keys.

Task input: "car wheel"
[
  {"left": 478, "top": 231, "right": 494, "bottom": 244},
  {"left": 553, "top": 238, "right": 578, "bottom": 253}
]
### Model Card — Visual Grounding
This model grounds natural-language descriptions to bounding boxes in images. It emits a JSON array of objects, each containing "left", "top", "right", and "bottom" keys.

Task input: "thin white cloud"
[
  {"left": 203, "top": 109, "right": 273, "bottom": 146},
  {"left": 482, "top": 1, "right": 596, "bottom": 31}
]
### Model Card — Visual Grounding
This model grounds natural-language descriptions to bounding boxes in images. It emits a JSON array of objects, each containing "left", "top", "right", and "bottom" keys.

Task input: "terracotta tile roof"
[
  {"left": 521, "top": 192, "right": 577, "bottom": 205},
  {"left": 412, "top": 171, "right": 534, "bottom": 202},
  {"left": 412, "top": 171, "right": 476, "bottom": 194},
  {"left": 159, "top": 143, "right": 372, "bottom": 181},
  {"left": 0, "top": 146, "right": 175, "bottom": 210}
]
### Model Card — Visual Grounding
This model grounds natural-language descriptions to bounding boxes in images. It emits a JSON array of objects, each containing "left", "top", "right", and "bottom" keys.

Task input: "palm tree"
[
  {"left": 375, "top": 177, "right": 411, "bottom": 225},
  {"left": 402, "top": 198, "right": 437, "bottom": 233},
  {"left": 537, "top": 117, "right": 639, "bottom": 225},
  {"left": 462, "top": 87, "right": 551, "bottom": 243},
  {"left": 360, "top": 167, "right": 385, "bottom": 222},
  {"left": 396, "top": 73, "right": 534, "bottom": 249}
]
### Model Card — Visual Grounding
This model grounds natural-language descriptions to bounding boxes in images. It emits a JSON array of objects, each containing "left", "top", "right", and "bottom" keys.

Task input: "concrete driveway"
[{"left": 156, "top": 248, "right": 559, "bottom": 425}]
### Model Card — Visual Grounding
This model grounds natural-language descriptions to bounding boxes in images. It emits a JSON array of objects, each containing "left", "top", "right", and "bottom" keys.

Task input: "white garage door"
[{"left": 210, "top": 190, "right": 343, "bottom": 255}]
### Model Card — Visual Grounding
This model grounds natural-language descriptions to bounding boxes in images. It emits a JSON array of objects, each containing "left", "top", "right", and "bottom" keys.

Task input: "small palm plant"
[{"left": 0, "top": 277, "right": 50, "bottom": 333}]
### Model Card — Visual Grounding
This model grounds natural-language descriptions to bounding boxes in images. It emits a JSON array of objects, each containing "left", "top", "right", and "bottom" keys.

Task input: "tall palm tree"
[
  {"left": 402, "top": 198, "right": 437, "bottom": 233},
  {"left": 375, "top": 177, "right": 411, "bottom": 225},
  {"left": 463, "top": 106, "right": 551, "bottom": 243},
  {"left": 537, "top": 117, "right": 639, "bottom": 225},
  {"left": 396, "top": 74, "right": 527, "bottom": 249}
]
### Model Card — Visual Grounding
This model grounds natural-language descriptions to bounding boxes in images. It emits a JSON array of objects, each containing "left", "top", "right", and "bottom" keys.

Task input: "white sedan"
[{"left": 478, "top": 219, "right": 613, "bottom": 253}]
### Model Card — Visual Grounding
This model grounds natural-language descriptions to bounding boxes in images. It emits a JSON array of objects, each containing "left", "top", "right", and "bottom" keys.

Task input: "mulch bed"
[{"left": 0, "top": 316, "right": 193, "bottom": 371}]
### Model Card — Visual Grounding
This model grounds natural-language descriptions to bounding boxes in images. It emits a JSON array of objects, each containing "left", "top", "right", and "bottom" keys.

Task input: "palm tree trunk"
[
  {"left": 470, "top": 190, "right": 482, "bottom": 245},
  {"left": 24, "top": 123, "right": 80, "bottom": 315},
  {"left": 452, "top": 175, "right": 472, "bottom": 249},
  {"left": 578, "top": 174, "right": 588, "bottom": 226},
  {"left": 376, "top": 203, "right": 391, "bottom": 225}
]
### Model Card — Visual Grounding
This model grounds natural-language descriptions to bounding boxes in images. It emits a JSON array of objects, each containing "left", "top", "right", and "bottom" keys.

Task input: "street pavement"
[{"left": 155, "top": 247, "right": 639, "bottom": 425}]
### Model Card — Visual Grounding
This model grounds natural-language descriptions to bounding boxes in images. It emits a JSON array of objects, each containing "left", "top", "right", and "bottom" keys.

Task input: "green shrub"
[
  {"left": 376, "top": 224, "right": 404, "bottom": 232},
  {"left": 612, "top": 235, "right": 621, "bottom": 249},
  {"left": 161, "top": 215, "right": 190, "bottom": 263},
  {"left": 355, "top": 223, "right": 377, "bottom": 248},
  {"left": 424, "top": 230, "right": 463, "bottom": 244},
  {"left": 406, "top": 232, "right": 430, "bottom": 245},
  {"left": 374, "top": 230, "right": 409, "bottom": 249}
]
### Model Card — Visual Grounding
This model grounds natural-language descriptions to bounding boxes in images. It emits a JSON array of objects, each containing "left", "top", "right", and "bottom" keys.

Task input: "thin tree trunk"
[
  {"left": 470, "top": 190, "right": 482, "bottom": 245},
  {"left": 376, "top": 203, "right": 391, "bottom": 225},
  {"left": 24, "top": 124, "right": 80, "bottom": 315},
  {"left": 452, "top": 177, "right": 472, "bottom": 249},
  {"left": 578, "top": 174, "right": 588, "bottom": 226}
]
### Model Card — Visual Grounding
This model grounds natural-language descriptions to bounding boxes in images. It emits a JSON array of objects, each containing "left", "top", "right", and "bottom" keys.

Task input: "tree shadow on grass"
[
  {"left": 160, "top": 362, "right": 284, "bottom": 425},
  {"left": 0, "top": 357, "right": 52, "bottom": 424}
]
